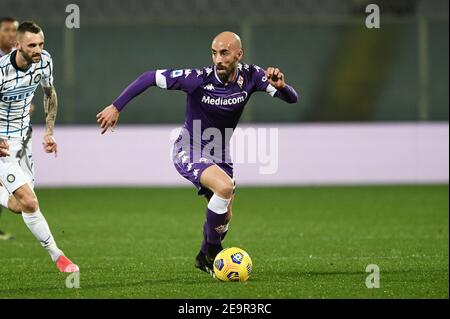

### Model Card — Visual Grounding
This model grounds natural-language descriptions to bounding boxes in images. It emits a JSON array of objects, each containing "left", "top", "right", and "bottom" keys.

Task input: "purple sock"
[
  {"left": 201, "top": 219, "right": 228, "bottom": 254},
  {"left": 204, "top": 208, "right": 228, "bottom": 246}
]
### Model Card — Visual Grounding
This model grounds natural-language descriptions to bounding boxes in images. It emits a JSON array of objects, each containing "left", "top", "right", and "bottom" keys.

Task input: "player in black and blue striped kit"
[{"left": 0, "top": 21, "right": 78, "bottom": 272}]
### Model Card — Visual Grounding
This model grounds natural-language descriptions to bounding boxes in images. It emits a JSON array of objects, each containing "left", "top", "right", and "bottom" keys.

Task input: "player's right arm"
[{"left": 97, "top": 69, "right": 203, "bottom": 134}]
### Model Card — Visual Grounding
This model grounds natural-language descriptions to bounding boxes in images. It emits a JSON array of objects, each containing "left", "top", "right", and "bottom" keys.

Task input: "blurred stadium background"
[
  {"left": 0, "top": 0, "right": 448, "bottom": 298},
  {"left": 1, "top": 0, "right": 447, "bottom": 123},
  {"left": 0, "top": 0, "right": 448, "bottom": 186}
]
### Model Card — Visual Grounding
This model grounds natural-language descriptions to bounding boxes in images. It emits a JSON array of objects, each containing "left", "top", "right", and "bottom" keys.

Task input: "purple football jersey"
[
  {"left": 112, "top": 62, "right": 298, "bottom": 194},
  {"left": 157, "top": 63, "right": 277, "bottom": 166}
]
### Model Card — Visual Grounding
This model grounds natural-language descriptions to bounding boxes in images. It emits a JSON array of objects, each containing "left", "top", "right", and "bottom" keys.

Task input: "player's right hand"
[
  {"left": 0, "top": 138, "right": 10, "bottom": 157},
  {"left": 96, "top": 105, "right": 120, "bottom": 134}
]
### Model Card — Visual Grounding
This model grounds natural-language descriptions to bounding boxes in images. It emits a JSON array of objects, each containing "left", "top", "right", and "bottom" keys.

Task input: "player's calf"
[{"left": 13, "top": 185, "right": 63, "bottom": 261}]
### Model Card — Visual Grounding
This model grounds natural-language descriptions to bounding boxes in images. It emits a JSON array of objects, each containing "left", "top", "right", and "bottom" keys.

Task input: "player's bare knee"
[
  {"left": 216, "top": 180, "right": 234, "bottom": 199},
  {"left": 20, "top": 196, "right": 39, "bottom": 213}
]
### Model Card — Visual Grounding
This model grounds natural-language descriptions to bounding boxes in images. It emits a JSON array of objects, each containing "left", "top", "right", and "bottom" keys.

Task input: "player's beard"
[
  {"left": 19, "top": 49, "right": 41, "bottom": 64},
  {"left": 217, "top": 63, "right": 237, "bottom": 83}
]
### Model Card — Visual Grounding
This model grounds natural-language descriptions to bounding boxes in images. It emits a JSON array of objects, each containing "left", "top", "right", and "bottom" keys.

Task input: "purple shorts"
[{"left": 173, "top": 151, "right": 234, "bottom": 197}]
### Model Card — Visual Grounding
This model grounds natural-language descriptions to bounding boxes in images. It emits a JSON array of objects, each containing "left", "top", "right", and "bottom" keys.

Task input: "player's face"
[
  {"left": 17, "top": 31, "right": 44, "bottom": 64},
  {"left": 0, "top": 21, "right": 18, "bottom": 49},
  {"left": 211, "top": 43, "right": 242, "bottom": 81}
]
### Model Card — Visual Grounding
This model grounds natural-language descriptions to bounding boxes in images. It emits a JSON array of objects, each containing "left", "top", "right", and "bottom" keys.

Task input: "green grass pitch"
[{"left": 0, "top": 185, "right": 448, "bottom": 298}]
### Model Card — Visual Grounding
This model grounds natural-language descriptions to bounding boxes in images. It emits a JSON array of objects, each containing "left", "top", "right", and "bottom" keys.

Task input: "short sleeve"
[
  {"left": 155, "top": 68, "right": 204, "bottom": 94},
  {"left": 40, "top": 52, "right": 54, "bottom": 88},
  {"left": 251, "top": 64, "right": 277, "bottom": 97}
]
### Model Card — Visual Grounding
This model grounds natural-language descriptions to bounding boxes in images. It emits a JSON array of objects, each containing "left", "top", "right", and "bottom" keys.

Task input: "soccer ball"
[{"left": 213, "top": 247, "right": 253, "bottom": 282}]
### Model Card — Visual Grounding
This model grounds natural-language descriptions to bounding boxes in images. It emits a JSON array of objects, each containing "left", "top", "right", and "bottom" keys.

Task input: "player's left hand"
[
  {"left": 43, "top": 134, "right": 58, "bottom": 157},
  {"left": 265, "top": 67, "right": 286, "bottom": 90}
]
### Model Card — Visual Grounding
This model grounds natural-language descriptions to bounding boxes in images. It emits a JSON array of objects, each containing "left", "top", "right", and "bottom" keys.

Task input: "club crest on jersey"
[
  {"left": 33, "top": 74, "right": 42, "bottom": 83},
  {"left": 7, "top": 174, "right": 15, "bottom": 183},
  {"left": 237, "top": 75, "right": 244, "bottom": 89},
  {"left": 170, "top": 70, "right": 183, "bottom": 78}
]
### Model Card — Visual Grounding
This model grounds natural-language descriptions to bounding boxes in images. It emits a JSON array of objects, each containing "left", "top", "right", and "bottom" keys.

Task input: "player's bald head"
[
  {"left": 211, "top": 31, "right": 243, "bottom": 82},
  {"left": 212, "top": 31, "right": 242, "bottom": 51}
]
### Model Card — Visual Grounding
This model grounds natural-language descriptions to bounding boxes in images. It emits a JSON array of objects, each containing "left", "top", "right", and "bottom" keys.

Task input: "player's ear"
[{"left": 237, "top": 49, "right": 243, "bottom": 61}]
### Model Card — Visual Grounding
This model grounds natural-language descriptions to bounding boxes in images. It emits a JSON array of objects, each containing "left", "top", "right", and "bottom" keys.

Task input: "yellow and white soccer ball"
[{"left": 213, "top": 247, "right": 253, "bottom": 282}]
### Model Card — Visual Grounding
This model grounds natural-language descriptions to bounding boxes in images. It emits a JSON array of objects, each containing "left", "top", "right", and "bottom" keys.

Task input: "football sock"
[
  {"left": 220, "top": 223, "right": 229, "bottom": 241},
  {"left": 22, "top": 209, "right": 63, "bottom": 262},
  {"left": 203, "top": 194, "right": 231, "bottom": 247},
  {"left": 200, "top": 223, "right": 229, "bottom": 254}
]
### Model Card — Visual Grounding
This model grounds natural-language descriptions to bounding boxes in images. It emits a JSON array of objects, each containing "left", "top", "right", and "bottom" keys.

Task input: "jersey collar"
[
  {"left": 213, "top": 65, "right": 240, "bottom": 86},
  {"left": 10, "top": 50, "right": 32, "bottom": 72}
]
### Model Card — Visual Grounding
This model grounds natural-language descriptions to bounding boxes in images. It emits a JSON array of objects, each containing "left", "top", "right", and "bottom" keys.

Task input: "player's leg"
[
  {"left": 200, "top": 193, "right": 233, "bottom": 252},
  {"left": 12, "top": 183, "right": 79, "bottom": 272},
  {"left": 0, "top": 134, "right": 33, "bottom": 213},
  {"left": 198, "top": 165, "right": 234, "bottom": 261},
  {"left": 1, "top": 153, "right": 79, "bottom": 272},
  {"left": 13, "top": 184, "right": 61, "bottom": 259}
]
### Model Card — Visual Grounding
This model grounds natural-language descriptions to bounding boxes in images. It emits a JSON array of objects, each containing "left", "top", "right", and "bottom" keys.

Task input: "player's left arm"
[
  {"left": 42, "top": 85, "right": 58, "bottom": 156},
  {"left": 265, "top": 67, "right": 298, "bottom": 103},
  {"left": 253, "top": 65, "right": 298, "bottom": 103},
  {"left": 40, "top": 51, "right": 58, "bottom": 156}
]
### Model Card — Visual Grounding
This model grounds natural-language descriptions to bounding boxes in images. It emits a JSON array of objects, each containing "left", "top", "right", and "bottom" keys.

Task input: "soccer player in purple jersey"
[{"left": 97, "top": 31, "right": 298, "bottom": 276}]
